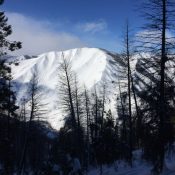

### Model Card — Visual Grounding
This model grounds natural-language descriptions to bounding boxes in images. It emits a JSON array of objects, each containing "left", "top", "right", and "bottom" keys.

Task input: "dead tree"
[
  {"left": 101, "top": 84, "right": 106, "bottom": 133},
  {"left": 58, "top": 53, "right": 85, "bottom": 161},
  {"left": 136, "top": 0, "right": 175, "bottom": 173},
  {"left": 18, "top": 72, "right": 46, "bottom": 175},
  {"left": 58, "top": 53, "right": 76, "bottom": 129},
  {"left": 84, "top": 87, "right": 90, "bottom": 171},
  {"left": 124, "top": 20, "right": 133, "bottom": 166}
]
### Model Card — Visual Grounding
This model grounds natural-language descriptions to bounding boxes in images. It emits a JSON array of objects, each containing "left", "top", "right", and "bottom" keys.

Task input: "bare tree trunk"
[
  {"left": 118, "top": 80, "right": 126, "bottom": 142},
  {"left": 7, "top": 80, "right": 11, "bottom": 140},
  {"left": 130, "top": 70, "right": 141, "bottom": 148},
  {"left": 94, "top": 86, "right": 98, "bottom": 139},
  {"left": 126, "top": 21, "right": 133, "bottom": 166},
  {"left": 65, "top": 68, "right": 76, "bottom": 128},
  {"left": 101, "top": 84, "right": 105, "bottom": 133},
  {"left": 84, "top": 88, "right": 90, "bottom": 172},
  {"left": 159, "top": 0, "right": 167, "bottom": 171},
  {"left": 75, "top": 76, "right": 80, "bottom": 129}
]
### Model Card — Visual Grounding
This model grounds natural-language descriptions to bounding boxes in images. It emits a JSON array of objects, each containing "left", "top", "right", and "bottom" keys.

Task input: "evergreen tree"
[{"left": 0, "top": 2, "right": 21, "bottom": 173}]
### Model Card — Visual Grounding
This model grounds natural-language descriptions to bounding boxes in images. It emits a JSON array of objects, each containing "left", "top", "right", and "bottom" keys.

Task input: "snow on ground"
[
  {"left": 11, "top": 47, "right": 126, "bottom": 130},
  {"left": 88, "top": 150, "right": 151, "bottom": 175},
  {"left": 88, "top": 150, "right": 175, "bottom": 175}
]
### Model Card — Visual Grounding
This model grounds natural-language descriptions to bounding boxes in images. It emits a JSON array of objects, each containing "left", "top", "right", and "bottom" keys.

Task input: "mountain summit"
[{"left": 11, "top": 47, "right": 127, "bottom": 129}]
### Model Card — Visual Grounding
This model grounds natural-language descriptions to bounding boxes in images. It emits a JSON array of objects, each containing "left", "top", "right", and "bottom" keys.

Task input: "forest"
[{"left": 0, "top": 0, "right": 175, "bottom": 175}]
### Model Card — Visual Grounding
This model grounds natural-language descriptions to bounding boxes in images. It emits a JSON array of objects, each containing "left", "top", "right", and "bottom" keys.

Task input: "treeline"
[{"left": 0, "top": 0, "right": 175, "bottom": 175}]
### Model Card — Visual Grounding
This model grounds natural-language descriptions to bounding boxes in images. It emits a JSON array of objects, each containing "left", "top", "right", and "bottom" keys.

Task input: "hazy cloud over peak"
[
  {"left": 7, "top": 12, "right": 85, "bottom": 56},
  {"left": 5, "top": 12, "right": 119, "bottom": 56}
]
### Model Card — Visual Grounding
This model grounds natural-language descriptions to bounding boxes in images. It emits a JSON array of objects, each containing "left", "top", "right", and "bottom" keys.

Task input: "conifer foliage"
[{"left": 0, "top": 1, "right": 22, "bottom": 174}]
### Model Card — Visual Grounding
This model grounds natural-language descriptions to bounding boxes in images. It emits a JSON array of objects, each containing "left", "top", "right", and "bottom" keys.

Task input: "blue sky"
[{"left": 2, "top": 0, "right": 144, "bottom": 55}]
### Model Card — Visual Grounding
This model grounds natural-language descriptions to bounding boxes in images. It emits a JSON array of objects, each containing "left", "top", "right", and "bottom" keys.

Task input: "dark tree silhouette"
[{"left": 136, "top": 0, "right": 175, "bottom": 173}]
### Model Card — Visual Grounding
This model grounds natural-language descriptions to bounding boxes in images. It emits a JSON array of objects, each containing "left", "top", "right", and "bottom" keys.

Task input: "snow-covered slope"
[{"left": 11, "top": 47, "right": 126, "bottom": 129}]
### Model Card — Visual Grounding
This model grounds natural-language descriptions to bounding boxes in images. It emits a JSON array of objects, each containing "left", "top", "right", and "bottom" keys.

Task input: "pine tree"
[
  {"left": 0, "top": 2, "right": 21, "bottom": 173},
  {"left": 0, "top": 10, "right": 21, "bottom": 134}
]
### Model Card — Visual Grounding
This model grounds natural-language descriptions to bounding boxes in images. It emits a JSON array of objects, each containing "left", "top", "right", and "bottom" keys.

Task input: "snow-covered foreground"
[
  {"left": 89, "top": 167, "right": 175, "bottom": 175},
  {"left": 10, "top": 47, "right": 125, "bottom": 129},
  {"left": 88, "top": 150, "right": 175, "bottom": 175}
]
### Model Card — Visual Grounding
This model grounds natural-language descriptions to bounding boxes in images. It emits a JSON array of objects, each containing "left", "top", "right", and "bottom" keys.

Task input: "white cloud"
[
  {"left": 6, "top": 12, "right": 85, "bottom": 56},
  {"left": 77, "top": 20, "right": 107, "bottom": 34}
]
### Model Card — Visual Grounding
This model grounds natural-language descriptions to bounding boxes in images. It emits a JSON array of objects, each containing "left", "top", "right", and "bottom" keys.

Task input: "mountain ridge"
[{"left": 10, "top": 47, "right": 127, "bottom": 129}]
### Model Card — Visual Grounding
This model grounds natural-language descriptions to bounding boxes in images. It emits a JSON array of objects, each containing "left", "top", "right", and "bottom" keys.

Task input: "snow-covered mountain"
[{"left": 10, "top": 47, "right": 128, "bottom": 129}]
